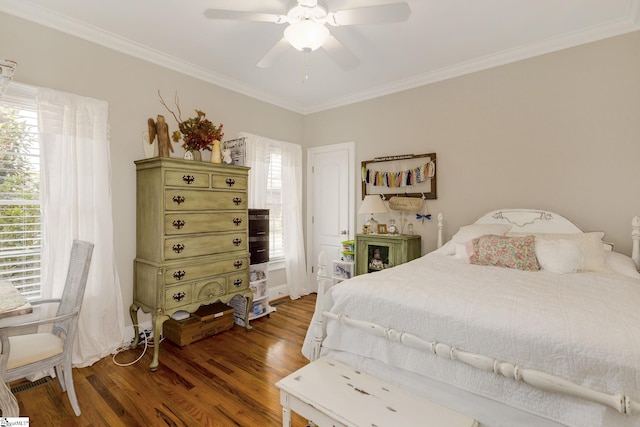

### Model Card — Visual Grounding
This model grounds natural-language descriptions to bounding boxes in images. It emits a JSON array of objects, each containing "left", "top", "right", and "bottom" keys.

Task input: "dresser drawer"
[
  {"left": 249, "top": 221, "right": 269, "bottom": 237},
  {"left": 227, "top": 271, "right": 249, "bottom": 292},
  {"left": 211, "top": 174, "right": 247, "bottom": 190},
  {"left": 162, "top": 274, "right": 244, "bottom": 310},
  {"left": 165, "top": 212, "right": 247, "bottom": 235},
  {"left": 249, "top": 240, "right": 269, "bottom": 264},
  {"left": 164, "top": 256, "right": 249, "bottom": 285},
  {"left": 165, "top": 189, "right": 247, "bottom": 211},
  {"left": 164, "top": 283, "right": 193, "bottom": 310},
  {"left": 165, "top": 170, "right": 209, "bottom": 188},
  {"left": 165, "top": 232, "right": 247, "bottom": 260},
  {"left": 195, "top": 277, "right": 227, "bottom": 303}
]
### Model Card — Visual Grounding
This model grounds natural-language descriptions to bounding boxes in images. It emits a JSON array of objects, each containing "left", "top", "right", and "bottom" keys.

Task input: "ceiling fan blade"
[
  {"left": 257, "top": 38, "right": 291, "bottom": 68},
  {"left": 328, "top": 2, "right": 410, "bottom": 26},
  {"left": 203, "top": 9, "right": 284, "bottom": 23},
  {"left": 322, "top": 35, "right": 359, "bottom": 70}
]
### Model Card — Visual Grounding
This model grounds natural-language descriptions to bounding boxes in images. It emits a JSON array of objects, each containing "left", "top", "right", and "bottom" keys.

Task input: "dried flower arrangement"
[{"left": 158, "top": 91, "right": 224, "bottom": 152}]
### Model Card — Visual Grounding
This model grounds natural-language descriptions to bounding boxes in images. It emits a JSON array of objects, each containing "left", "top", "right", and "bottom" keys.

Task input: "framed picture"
[
  {"left": 222, "top": 137, "right": 246, "bottom": 166},
  {"left": 362, "top": 153, "right": 437, "bottom": 200},
  {"left": 377, "top": 224, "right": 388, "bottom": 234}
]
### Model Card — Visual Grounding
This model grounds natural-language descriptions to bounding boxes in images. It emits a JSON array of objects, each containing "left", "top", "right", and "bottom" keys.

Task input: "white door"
[{"left": 307, "top": 142, "right": 355, "bottom": 292}]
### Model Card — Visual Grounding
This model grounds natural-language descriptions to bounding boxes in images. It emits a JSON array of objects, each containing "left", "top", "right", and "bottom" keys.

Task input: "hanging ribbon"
[{"left": 364, "top": 160, "right": 435, "bottom": 188}]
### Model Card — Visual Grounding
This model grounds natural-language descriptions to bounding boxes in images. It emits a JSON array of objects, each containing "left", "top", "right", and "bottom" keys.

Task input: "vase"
[
  {"left": 210, "top": 140, "right": 222, "bottom": 164},
  {"left": 184, "top": 150, "right": 202, "bottom": 161}
]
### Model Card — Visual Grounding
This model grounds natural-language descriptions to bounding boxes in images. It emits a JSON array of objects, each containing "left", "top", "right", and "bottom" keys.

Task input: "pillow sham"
[
  {"left": 534, "top": 239, "right": 581, "bottom": 274},
  {"left": 469, "top": 234, "right": 540, "bottom": 271},
  {"left": 506, "top": 231, "right": 609, "bottom": 272},
  {"left": 604, "top": 251, "right": 640, "bottom": 280},
  {"left": 452, "top": 224, "right": 512, "bottom": 260},
  {"left": 452, "top": 224, "right": 513, "bottom": 243},
  {"left": 432, "top": 240, "right": 456, "bottom": 255}
]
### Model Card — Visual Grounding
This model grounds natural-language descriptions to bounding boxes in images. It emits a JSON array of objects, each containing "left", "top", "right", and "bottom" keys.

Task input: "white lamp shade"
[
  {"left": 284, "top": 21, "right": 330, "bottom": 52},
  {"left": 358, "top": 195, "right": 389, "bottom": 215}
]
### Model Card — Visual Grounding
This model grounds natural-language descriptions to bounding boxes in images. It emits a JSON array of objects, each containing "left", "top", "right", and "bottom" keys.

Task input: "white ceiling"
[{"left": 1, "top": 0, "right": 639, "bottom": 114}]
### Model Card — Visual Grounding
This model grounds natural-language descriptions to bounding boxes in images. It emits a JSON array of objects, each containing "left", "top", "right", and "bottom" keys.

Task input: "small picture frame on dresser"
[{"left": 377, "top": 224, "right": 387, "bottom": 234}]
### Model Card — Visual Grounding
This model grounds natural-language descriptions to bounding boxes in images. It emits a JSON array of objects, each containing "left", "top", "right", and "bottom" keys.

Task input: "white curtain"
[
  {"left": 241, "top": 132, "right": 308, "bottom": 298},
  {"left": 37, "top": 88, "right": 125, "bottom": 367}
]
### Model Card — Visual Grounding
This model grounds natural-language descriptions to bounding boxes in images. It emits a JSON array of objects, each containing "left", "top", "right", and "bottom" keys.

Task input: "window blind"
[
  {"left": 266, "top": 149, "right": 284, "bottom": 259},
  {"left": 0, "top": 84, "right": 41, "bottom": 298}
]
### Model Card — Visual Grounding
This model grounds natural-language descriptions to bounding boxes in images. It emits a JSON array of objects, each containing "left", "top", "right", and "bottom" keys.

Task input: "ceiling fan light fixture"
[{"left": 284, "top": 20, "right": 330, "bottom": 52}]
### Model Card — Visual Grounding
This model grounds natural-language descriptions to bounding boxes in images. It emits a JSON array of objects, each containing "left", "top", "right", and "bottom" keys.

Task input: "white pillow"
[
  {"left": 507, "top": 231, "right": 610, "bottom": 273},
  {"left": 452, "top": 224, "right": 512, "bottom": 260},
  {"left": 535, "top": 239, "right": 581, "bottom": 274},
  {"left": 605, "top": 251, "right": 640, "bottom": 280},
  {"left": 432, "top": 240, "right": 456, "bottom": 255}
]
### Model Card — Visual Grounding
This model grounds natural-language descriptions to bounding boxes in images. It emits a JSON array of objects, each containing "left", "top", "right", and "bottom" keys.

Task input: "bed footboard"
[
  {"left": 309, "top": 251, "right": 331, "bottom": 362},
  {"left": 321, "top": 311, "right": 640, "bottom": 416}
]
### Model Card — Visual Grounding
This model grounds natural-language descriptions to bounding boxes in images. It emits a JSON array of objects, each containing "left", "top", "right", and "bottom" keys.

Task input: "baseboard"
[{"left": 269, "top": 284, "right": 290, "bottom": 302}]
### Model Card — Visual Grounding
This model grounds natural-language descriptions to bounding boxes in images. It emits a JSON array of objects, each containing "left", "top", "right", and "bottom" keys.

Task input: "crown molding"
[
  {"left": 303, "top": 0, "right": 640, "bottom": 114},
  {"left": 2, "top": 0, "right": 639, "bottom": 115},
  {"left": 0, "top": 0, "right": 304, "bottom": 113}
]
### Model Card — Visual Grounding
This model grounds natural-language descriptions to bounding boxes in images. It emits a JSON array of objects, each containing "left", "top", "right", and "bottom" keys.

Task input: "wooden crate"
[{"left": 163, "top": 303, "right": 235, "bottom": 346}]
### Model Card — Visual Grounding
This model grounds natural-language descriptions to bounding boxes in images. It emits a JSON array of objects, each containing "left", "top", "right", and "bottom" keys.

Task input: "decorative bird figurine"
[{"left": 416, "top": 213, "right": 431, "bottom": 223}]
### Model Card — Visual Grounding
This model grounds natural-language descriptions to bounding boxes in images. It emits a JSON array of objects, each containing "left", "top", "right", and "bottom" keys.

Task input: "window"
[
  {"left": 266, "top": 147, "right": 284, "bottom": 259},
  {"left": 0, "top": 84, "right": 41, "bottom": 299}
]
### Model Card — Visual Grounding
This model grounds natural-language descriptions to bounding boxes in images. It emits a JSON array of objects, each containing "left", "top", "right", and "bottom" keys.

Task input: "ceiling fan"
[{"left": 203, "top": 1, "right": 411, "bottom": 70}]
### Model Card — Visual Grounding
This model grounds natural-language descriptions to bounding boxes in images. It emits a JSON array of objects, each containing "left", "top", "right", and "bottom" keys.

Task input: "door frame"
[{"left": 306, "top": 142, "right": 356, "bottom": 292}]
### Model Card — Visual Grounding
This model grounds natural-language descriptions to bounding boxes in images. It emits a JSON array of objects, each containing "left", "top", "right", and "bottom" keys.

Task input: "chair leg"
[
  {"left": 55, "top": 364, "right": 67, "bottom": 392},
  {"left": 0, "top": 380, "right": 19, "bottom": 417},
  {"left": 62, "top": 361, "right": 81, "bottom": 416}
]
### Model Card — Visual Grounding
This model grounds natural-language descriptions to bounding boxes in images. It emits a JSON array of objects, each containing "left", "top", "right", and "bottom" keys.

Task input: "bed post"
[
  {"left": 437, "top": 212, "right": 444, "bottom": 249},
  {"left": 310, "top": 251, "right": 330, "bottom": 361},
  {"left": 632, "top": 216, "right": 640, "bottom": 270}
]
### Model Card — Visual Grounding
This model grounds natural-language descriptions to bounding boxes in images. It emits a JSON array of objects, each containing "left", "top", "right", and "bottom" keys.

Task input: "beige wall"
[
  {"left": 0, "top": 13, "right": 304, "bottom": 324},
  {"left": 2, "top": 11, "right": 640, "bottom": 327},
  {"left": 305, "top": 31, "right": 640, "bottom": 255}
]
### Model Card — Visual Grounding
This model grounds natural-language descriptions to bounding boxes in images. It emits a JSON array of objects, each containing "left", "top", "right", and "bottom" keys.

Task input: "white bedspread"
[{"left": 304, "top": 252, "right": 640, "bottom": 427}]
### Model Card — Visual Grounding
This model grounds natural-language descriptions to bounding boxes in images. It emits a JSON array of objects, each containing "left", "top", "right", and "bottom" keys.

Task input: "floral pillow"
[
  {"left": 469, "top": 234, "right": 540, "bottom": 271},
  {"left": 451, "top": 224, "right": 512, "bottom": 260}
]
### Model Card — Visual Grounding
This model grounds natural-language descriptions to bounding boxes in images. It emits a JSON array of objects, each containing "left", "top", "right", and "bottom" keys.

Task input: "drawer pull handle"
[
  {"left": 233, "top": 238, "right": 242, "bottom": 246},
  {"left": 172, "top": 219, "right": 185, "bottom": 229},
  {"left": 225, "top": 178, "right": 235, "bottom": 187},
  {"left": 232, "top": 197, "right": 242, "bottom": 205},
  {"left": 233, "top": 217, "right": 242, "bottom": 226},
  {"left": 256, "top": 249, "right": 266, "bottom": 253},
  {"left": 172, "top": 292, "right": 186, "bottom": 302},
  {"left": 172, "top": 244, "right": 185, "bottom": 253},
  {"left": 172, "top": 195, "right": 185, "bottom": 205},
  {"left": 233, "top": 279, "right": 243, "bottom": 287},
  {"left": 173, "top": 270, "right": 186, "bottom": 281},
  {"left": 256, "top": 231, "right": 266, "bottom": 235},
  {"left": 233, "top": 260, "right": 243, "bottom": 269},
  {"left": 182, "top": 175, "right": 195, "bottom": 185}
]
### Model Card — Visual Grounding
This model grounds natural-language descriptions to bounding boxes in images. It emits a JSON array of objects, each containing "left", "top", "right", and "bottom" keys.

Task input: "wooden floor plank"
[{"left": 8, "top": 295, "right": 316, "bottom": 426}]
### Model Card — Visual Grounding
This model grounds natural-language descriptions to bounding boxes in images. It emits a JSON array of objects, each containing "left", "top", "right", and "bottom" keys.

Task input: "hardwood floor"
[{"left": 11, "top": 295, "right": 316, "bottom": 426}]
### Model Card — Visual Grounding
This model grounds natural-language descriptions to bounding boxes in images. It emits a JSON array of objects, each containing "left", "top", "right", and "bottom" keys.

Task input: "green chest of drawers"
[
  {"left": 355, "top": 234, "right": 421, "bottom": 276},
  {"left": 130, "top": 157, "right": 253, "bottom": 370}
]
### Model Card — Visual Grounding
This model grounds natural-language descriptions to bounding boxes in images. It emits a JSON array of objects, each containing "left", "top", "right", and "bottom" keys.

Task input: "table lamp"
[{"left": 358, "top": 195, "right": 388, "bottom": 234}]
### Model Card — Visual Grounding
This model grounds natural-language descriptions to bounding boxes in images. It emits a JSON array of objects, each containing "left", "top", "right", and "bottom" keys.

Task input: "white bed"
[{"left": 303, "top": 209, "right": 640, "bottom": 427}]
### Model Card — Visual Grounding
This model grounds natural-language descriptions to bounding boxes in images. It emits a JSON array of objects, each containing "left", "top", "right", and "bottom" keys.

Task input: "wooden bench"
[{"left": 276, "top": 357, "right": 478, "bottom": 427}]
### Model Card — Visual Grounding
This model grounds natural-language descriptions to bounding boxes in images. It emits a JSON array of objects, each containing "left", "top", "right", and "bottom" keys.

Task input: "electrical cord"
[{"left": 112, "top": 326, "right": 164, "bottom": 367}]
